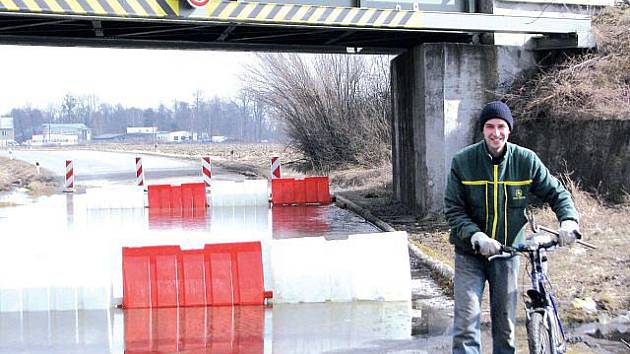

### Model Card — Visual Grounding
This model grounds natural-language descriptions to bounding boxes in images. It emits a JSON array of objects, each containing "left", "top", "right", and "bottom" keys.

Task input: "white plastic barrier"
[
  {"left": 271, "top": 231, "right": 412, "bottom": 303},
  {"left": 210, "top": 180, "right": 268, "bottom": 207},
  {"left": 81, "top": 186, "right": 146, "bottom": 209},
  {"left": 0, "top": 236, "right": 112, "bottom": 312}
]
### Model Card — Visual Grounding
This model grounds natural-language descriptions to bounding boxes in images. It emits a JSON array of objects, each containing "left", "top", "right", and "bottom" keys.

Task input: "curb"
[{"left": 334, "top": 193, "right": 454, "bottom": 290}]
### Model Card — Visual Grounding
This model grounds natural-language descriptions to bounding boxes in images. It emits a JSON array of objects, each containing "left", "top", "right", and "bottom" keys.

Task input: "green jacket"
[{"left": 444, "top": 140, "right": 578, "bottom": 254}]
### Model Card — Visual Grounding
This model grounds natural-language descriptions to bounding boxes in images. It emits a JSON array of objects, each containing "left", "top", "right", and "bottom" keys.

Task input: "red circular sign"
[{"left": 187, "top": 0, "right": 209, "bottom": 7}]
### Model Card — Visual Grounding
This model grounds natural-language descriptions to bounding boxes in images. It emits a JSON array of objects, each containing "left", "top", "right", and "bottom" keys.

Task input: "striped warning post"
[
  {"left": 271, "top": 157, "right": 281, "bottom": 179},
  {"left": 64, "top": 160, "right": 74, "bottom": 192},
  {"left": 202, "top": 157, "right": 211, "bottom": 187},
  {"left": 135, "top": 157, "right": 145, "bottom": 186}
]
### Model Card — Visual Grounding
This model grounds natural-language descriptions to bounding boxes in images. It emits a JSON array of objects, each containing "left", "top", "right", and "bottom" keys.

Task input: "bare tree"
[
  {"left": 192, "top": 89, "right": 204, "bottom": 139},
  {"left": 243, "top": 53, "right": 392, "bottom": 171}
]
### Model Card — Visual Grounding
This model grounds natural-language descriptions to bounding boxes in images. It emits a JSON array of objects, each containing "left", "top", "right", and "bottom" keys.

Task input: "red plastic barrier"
[
  {"left": 272, "top": 177, "right": 330, "bottom": 206},
  {"left": 313, "top": 176, "right": 331, "bottom": 204},
  {"left": 147, "top": 184, "right": 171, "bottom": 209},
  {"left": 205, "top": 242, "right": 265, "bottom": 306},
  {"left": 148, "top": 183, "right": 207, "bottom": 210},
  {"left": 271, "top": 178, "right": 293, "bottom": 205},
  {"left": 180, "top": 249, "right": 207, "bottom": 307},
  {"left": 170, "top": 185, "right": 182, "bottom": 210},
  {"left": 185, "top": 182, "right": 207, "bottom": 209},
  {"left": 158, "top": 185, "right": 172, "bottom": 209},
  {"left": 293, "top": 179, "right": 306, "bottom": 205},
  {"left": 124, "top": 306, "right": 264, "bottom": 353},
  {"left": 122, "top": 242, "right": 264, "bottom": 308},
  {"left": 181, "top": 182, "right": 194, "bottom": 209},
  {"left": 305, "top": 178, "right": 319, "bottom": 203},
  {"left": 122, "top": 246, "right": 181, "bottom": 309}
]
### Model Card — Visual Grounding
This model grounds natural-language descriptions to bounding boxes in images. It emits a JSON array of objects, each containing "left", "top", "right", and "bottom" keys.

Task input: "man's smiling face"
[{"left": 483, "top": 118, "right": 510, "bottom": 157}]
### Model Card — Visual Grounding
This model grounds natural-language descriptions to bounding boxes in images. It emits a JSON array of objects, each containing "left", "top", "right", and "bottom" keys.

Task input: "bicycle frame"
[{"left": 524, "top": 244, "right": 567, "bottom": 354}]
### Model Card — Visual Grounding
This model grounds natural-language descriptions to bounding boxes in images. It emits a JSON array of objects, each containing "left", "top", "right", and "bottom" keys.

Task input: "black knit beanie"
[{"left": 479, "top": 101, "right": 513, "bottom": 131}]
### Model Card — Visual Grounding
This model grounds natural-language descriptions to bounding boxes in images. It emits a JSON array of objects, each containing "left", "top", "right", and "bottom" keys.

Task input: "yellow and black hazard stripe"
[
  {"left": 203, "top": 1, "right": 422, "bottom": 29},
  {"left": 0, "top": 0, "right": 422, "bottom": 30},
  {"left": 0, "top": 0, "right": 178, "bottom": 17}
]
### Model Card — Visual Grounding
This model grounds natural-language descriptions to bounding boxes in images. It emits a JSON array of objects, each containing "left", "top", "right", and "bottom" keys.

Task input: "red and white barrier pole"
[
  {"left": 64, "top": 160, "right": 74, "bottom": 192},
  {"left": 271, "top": 157, "right": 281, "bottom": 179},
  {"left": 202, "top": 157, "right": 211, "bottom": 187},
  {"left": 135, "top": 157, "right": 145, "bottom": 186}
]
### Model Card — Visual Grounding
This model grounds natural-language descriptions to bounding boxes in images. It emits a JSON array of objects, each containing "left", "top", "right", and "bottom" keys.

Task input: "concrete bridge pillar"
[{"left": 391, "top": 43, "right": 534, "bottom": 215}]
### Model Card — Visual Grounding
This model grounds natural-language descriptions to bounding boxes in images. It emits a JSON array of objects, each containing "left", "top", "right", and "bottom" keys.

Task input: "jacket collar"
[{"left": 480, "top": 140, "right": 513, "bottom": 164}]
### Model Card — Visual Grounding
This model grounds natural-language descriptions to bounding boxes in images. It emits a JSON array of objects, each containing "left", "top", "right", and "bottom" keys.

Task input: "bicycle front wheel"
[{"left": 526, "top": 311, "right": 553, "bottom": 354}]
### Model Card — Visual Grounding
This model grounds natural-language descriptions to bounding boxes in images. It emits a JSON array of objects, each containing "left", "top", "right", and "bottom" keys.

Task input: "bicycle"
[{"left": 488, "top": 213, "right": 596, "bottom": 354}]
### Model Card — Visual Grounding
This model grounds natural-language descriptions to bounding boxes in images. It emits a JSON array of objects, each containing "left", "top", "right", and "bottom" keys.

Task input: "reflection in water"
[
  {"left": 0, "top": 302, "right": 440, "bottom": 353},
  {"left": 148, "top": 207, "right": 209, "bottom": 230},
  {"left": 122, "top": 302, "right": 417, "bottom": 354},
  {"left": 272, "top": 205, "right": 379, "bottom": 240},
  {"left": 125, "top": 306, "right": 264, "bottom": 353},
  {"left": 272, "top": 302, "right": 412, "bottom": 353},
  {"left": 272, "top": 206, "right": 329, "bottom": 239},
  {"left": 0, "top": 310, "right": 113, "bottom": 353}
]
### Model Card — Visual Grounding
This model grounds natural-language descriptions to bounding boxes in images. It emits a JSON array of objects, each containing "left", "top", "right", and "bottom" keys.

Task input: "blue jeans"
[{"left": 452, "top": 252, "right": 520, "bottom": 354}]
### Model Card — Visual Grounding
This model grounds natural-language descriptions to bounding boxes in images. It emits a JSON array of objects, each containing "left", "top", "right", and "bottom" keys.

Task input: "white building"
[
  {"left": 127, "top": 126, "right": 158, "bottom": 134},
  {"left": 0, "top": 116, "right": 15, "bottom": 147},
  {"left": 30, "top": 133, "right": 78, "bottom": 146},
  {"left": 40, "top": 123, "right": 91, "bottom": 143},
  {"left": 156, "top": 131, "right": 197, "bottom": 143}
]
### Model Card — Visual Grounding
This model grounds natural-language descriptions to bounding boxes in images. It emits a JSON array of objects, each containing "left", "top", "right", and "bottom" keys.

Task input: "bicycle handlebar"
[
  {"left": 536, "top": 225, "right": 597, "bottom": 249},
  {"left": 487, "top": 227, "right": 596, "bottom": 261}
]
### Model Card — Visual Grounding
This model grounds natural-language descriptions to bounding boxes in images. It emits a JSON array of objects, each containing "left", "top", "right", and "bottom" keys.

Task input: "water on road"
[{"left": 0, "top": 149, "right": 453, "bottom": 353}]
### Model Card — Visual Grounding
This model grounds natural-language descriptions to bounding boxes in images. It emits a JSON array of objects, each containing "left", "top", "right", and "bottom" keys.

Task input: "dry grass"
[
  {"left": 529, "top": 178, "right": 630, "bottom": 321},
  {"left": 0, "top": 157, "right": 58, "bottom": 197},
  {"left": 502, "top": 7, "right": 630, "bottom": 121},
  {"left": 328, "top": 164, "right": 392, "bottom": 192}
]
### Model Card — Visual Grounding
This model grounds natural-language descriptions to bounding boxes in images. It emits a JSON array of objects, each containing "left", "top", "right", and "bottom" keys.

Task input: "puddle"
[{"left": 571, "top": 315, "right": 630, "bottom": 353}]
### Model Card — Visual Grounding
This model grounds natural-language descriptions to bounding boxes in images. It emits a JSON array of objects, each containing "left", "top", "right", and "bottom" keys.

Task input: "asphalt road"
[{"left": 0, "top": 149, "right": 241, "bottom": 184}]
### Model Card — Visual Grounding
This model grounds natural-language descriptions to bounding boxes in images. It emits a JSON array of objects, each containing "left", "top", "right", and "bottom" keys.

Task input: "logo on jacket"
[{"left": 513, "top": 189, "right": 526, "bottom": 201}]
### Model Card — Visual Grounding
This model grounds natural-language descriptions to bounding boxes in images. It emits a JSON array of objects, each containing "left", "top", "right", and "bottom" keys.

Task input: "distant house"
[
  {"left": 30, "top": 133, "right": 78, "bottom": 146},
  {"left": 156, "top": 131, "right": 197, "bottom": 143},
  {"left": 125, "top": 126, "right": 158, "bottom": 142},
  {"left": 30, "top": 123, "right": 91, "bottom": 146},
  {"left": 126, "top": 126, "right": 158, "bottom": 135},
  {"left": 92, "top": 133, "right": 127, "bottom": 142},
  {"left": 0, "top": 116, "right": 15, "bottom": 146},
  {"left": 41, "top": 123, "right": 91, "bottom": 141}
]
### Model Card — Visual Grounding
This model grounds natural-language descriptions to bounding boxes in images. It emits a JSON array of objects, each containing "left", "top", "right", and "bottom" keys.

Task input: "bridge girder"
[{"left": 0, "top": 0, "right": 593, "bottom": 52}]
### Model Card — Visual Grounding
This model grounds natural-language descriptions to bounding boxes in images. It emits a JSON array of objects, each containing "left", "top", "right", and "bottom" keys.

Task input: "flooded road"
[{"left": 0, "top": 149, "right": 454, "bottom": 353}]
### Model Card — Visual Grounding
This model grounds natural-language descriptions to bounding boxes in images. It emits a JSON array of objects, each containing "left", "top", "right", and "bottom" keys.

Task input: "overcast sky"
[{"left": 0, "top": 45, "right": 255, "bottom": 115}]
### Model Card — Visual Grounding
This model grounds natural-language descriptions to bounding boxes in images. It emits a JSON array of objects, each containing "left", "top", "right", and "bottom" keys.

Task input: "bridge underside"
[{"left": 0, "top": 0, "right": 591, "bottom": 52}]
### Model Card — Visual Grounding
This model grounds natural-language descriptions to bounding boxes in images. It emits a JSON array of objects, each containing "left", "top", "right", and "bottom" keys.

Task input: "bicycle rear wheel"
[{"left": 526, "top": 311, "right": 553, "bottom": 354}]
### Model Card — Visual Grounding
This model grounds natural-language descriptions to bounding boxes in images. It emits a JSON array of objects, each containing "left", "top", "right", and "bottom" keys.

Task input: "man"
[{"left": 444, "top": 101, "right": 580, "bottom": 354}]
